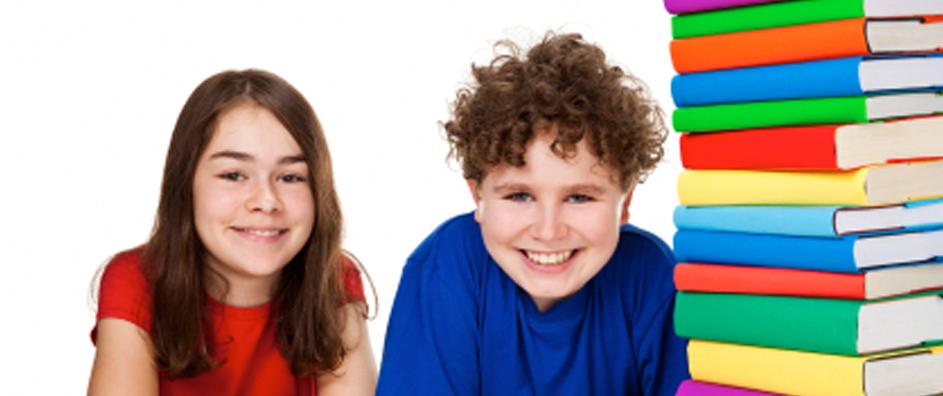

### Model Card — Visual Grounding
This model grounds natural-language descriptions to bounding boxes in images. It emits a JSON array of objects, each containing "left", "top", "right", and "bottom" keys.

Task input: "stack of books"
[{"left": 664, "top": 0, "right": 943, "bottom": 394}]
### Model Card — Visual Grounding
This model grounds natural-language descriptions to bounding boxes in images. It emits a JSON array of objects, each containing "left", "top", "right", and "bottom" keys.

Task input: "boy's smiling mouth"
[{"left": 522, "top": 249, "right": 578, "bottom": 266}]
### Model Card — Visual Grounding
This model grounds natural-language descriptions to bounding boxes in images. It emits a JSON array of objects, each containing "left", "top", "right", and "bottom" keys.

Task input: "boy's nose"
[{"left": 531, "top": 205, "right": 567, "bottom": 241}]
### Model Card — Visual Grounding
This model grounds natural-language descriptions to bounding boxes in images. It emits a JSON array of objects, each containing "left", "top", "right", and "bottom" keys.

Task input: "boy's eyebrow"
[
  {"left": 208, "top": 150, "right": 306, "bottom": 165},
  {"left": 568, "top": 183, "right": 607, "bottom": 195},
  {"left": 491, "top": 183, "right": 531, "bottom": 194}
]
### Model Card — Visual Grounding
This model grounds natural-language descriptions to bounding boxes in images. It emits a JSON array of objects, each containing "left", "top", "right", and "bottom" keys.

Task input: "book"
[
  {"left": 672, "top": 55, "right": 943, "bottom": 106},
  {"left": 673, "top": 199, "right": 943, "bottom": 237},
  {"left": 675, "top": 291, "right": 943, "bottom": 355},
  {"left": 674, "top": 262, "right": 943, "bottom": 299},
  {"left": 676, "top": 380, "right": 776, "bottom": 396},
  {"left": 664, "top": 0, "right": 788, "bottom": 15},
  {"left": 673, "top": 91, "right": 943, "bottom": 132},
  {"left": 670, "top": 17, "right": 943, "bottom": 73},
  {"left": 688, "top": 340, "right": 943, "bottom": 396},
  {"left": 672, "top": 0, "right": 943, "bottom": 38},
  {"left": 678, "top": 116, "right": 943, "bottom": 170},
  {"left": 673, "top": 228, "right": 943, "bottom": 272},
  {"left": 677, "top": 160, "right": 943, "bottom": 206}
]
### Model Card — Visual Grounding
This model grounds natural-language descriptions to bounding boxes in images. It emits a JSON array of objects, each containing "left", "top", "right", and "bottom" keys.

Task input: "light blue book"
[
  {"left": 673, "top": 228, "right": 943, "bottom": 273},
  {"left": 674, "top": 199, "right": 943, "bottom": 238},
  {"left": 672, "top": 55, "right": 943, "bottom": 107}
]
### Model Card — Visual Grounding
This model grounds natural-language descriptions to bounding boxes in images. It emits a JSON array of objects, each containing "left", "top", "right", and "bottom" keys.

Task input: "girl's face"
[{"left": 192, "top": 103, "right": 315, "bottom": 297}]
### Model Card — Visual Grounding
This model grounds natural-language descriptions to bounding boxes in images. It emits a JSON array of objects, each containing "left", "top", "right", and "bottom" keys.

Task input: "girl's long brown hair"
[{"left": 144, "top": 69, "right": 350, "bottom": 378}]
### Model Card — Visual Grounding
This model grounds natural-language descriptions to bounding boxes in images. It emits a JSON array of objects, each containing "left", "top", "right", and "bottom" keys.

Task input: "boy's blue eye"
[
  {"left": 567, "top": 194, "right": 593, "bottom": 203},
  {"left": 220, "top": 172, "right": 245, "bottom": 181},
  {"left": 505, "top": 192, "right": 532, "bottom": 202}
]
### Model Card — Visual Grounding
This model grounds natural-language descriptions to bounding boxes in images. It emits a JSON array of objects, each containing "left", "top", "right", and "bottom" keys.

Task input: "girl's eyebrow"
[{"left": 208, "top": 150, "right": 306, "bottom": 165}]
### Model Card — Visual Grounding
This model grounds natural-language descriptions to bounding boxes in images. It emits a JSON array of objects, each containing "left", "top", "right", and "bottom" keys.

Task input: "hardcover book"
[
  {"left": 673, "top": 228, "right": 943, "bottom": 272},
  {"left": 688, "top": 340, "right": 943, "bottom": 396},
  {"left": 664, "top": 0, "right": 789, "bottom": 15},
  {"left": 673, "top": 91, "right": 943, "bottom": 132},
  {"left": 672, "top": 55, "right": 943, "bottom": 106},
  {"left": 670, "top": 16, "right": 943, "bottom": 73},
  {"left": 676, "top": 380, "right": 776, "bottom": 396},
  {"left": 674, "top": 262, "right": 943, "bottom": 300},
  {"left": 672, "top": 0, "right": 943, "bottom": 38},
  {"left": 678, "top": 116, "right": 943, "bottom": 170},
  {"left": 677, "top": 160, "right": 943, "bottom": 206},
  {"left": 675, "top": 291, "right": 943, "bottom": 355},
  {"left": 673, "top": 199, "right": 943, "bottom": 237}
]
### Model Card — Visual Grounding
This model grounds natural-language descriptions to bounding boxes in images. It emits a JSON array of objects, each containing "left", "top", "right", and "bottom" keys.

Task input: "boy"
[{"left": 377, "top": 33, "right": 688, "bottom": 395}]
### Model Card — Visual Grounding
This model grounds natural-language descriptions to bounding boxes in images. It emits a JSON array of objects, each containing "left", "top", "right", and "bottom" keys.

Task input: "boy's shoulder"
[
  {"left": 406, "top": 211, "right": 486, "bottom": 270},
  {"left": 616, "top": 223, "right": 674, "bottom": 263}
]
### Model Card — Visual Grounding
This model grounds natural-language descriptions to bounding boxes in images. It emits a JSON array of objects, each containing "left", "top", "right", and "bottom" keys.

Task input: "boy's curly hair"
[{"left": 444, "top": 32, "right": 667, "bottom": 190}]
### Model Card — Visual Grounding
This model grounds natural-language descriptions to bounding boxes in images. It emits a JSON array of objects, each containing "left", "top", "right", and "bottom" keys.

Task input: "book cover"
[
  {"left": 675, "top": 291, "right": 943, "bottom": 355},
  {"left": 677, "top": 161, "right": 943, "bottom": 206},
  {"left": 673, "top": 199, "right": 943, "bottom": 237},
  {"left": 672, "top": 92, "right": 943, "bottom": 133},
  {"left": 672, "top": 0, "right": 943, "bottom": 38},
  {"left": 672, "top": 55, "right": 943, "bottom": 107},
  {"left": 689, "top": 340, "right": 943, "bottom": 396},
  {"left": 664, "top": 0, "right": 787, "bottom": 15},
  {"left": 673, "top": 228, "right": 943, "bottom": 272},
  {"left": 678, "top": 116, "right": 943, "bottom": 170},
  {"left": 670, "top": 17, "right": 943, "bottom": 73},
  {"left": 674, "top": 262, "right": 943, "bottom": 299},
  {"left": 676, "top": 380, "right": 776, "bottom": 396}
]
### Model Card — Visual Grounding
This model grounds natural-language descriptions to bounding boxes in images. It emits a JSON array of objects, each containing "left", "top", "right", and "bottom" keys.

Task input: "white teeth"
[
  {"left": 245, "top": 229, "right": 281, "bottom": 237},
  {"left": 525, "top": 250, "right": 574, "bottom": 266}
]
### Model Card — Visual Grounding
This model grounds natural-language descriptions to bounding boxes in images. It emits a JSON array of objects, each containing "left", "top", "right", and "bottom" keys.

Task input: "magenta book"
[
  {"left": 664, "top": 0, "right": 789, "bottom": 14},
  {"left": 676, "top": 380, "right": 779, "bottom": 396}
]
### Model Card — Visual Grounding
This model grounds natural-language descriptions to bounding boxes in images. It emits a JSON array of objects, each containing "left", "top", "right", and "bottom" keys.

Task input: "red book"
[
  {"left": 674, "top": 262, "right": 943, "bottom": 300},
  {"left": 679, "top": 116, "right": 943, "bottom": 170}
]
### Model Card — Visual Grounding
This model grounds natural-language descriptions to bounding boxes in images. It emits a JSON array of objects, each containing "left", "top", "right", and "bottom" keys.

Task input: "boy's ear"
[
  {"left": 620, "top": 183, "right": 636, "bottom": 225},
  {"left": 466, "top": 179, "right": 481, "bottom": 222}
]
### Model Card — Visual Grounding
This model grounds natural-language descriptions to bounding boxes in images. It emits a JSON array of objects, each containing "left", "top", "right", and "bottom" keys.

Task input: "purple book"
[
  {"left": 676, "top": 380, "right": 779, "bottom": 396},
  {"left": 664, "top": 0, "right": 789, "bottom": 14}
]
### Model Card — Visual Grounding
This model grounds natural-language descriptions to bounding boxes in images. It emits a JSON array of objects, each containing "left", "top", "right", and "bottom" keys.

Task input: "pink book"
[
  {"left": 676, "top": 380, "right": 779, "bottom": 396},
  {"left": 664, "top": 0, "right": 790, "bottom": 14}
]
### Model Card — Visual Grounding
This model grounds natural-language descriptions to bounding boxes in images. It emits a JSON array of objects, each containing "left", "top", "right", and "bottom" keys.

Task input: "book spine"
[
  {"left": 672, "top": 57, "right": 864, "bottom": 106},
  {"left": 673, "top": 96, "right": 867, "bottom": 132},
  {"left": 673, "top": 205, "right": 841, "bottom": 237},
  {"left": 670, "top": 18, "right": 868, "bottom": 73},
  {"left": 664, "top": 0, "right": 785, "bottom": 14},
  {"left": 689, "top": 340, "right": 865, "bottom": 395},
  {"left": 674, "top": 263, "right": 866, "bottom": 298},
  {"left": 679, "top": 125, "right": 841, "bottom": 170},
  {"left": 673, "top": 229, "right": 860, "bottom": 272},
  {"left": 672, "top": 0, "right": 864, "bottom": 38},
  {"left": 675, "top": 291, "right": 861, "bottom": 355},
  {"left": 677, "top": 168, "right": 870, "bottom": 206},
  {"left": 676, "top": 380, "right": 779, "bottom": 396}
]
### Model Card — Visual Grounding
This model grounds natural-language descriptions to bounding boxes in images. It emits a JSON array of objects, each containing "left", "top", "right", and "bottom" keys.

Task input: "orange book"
[
  {"left": 674, "top": 262, "right": 943, "bottom": 300},
  {"left": 670, "top": 16, "right": 943, "bottom": 73}
]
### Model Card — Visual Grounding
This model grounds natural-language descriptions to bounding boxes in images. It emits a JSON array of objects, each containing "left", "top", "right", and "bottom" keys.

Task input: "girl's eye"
[
  {"left": 279, "top": 174, "right": 307, "bottom": 183},
  {"left": 566, "top": 194, "right": 593, "bottom": 203},
  {"left": 504, "top": 192, "right": 533, "bottom": 202},
  {"left": 219, "top": 172, "right": 245, "bottom": 181}
]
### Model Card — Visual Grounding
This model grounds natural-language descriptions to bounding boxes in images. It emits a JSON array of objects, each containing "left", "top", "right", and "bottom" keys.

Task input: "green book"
[
  {"left": 674, "top": 291, "right": 943, "bottom": 356},
  {"left": 672, "top": 0, "right": 942, "bottom": 39},
  {"left": 672, "top": 91, "right": 943, "bottom": 132}
]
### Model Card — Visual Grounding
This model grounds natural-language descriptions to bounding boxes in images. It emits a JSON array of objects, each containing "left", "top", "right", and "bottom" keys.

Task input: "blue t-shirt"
[{"left": 377, "top": 212, "right": 689, "bottom": 396}]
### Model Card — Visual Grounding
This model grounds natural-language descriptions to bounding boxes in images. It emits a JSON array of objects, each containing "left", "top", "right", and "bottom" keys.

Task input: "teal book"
[{"left": 674, "top": 291, "right": 943, "bottom": 355}]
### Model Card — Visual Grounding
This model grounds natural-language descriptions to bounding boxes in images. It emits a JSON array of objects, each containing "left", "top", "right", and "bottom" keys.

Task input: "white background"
[{"left": 0, "top": 0, "right": 679, "bottom": 392}]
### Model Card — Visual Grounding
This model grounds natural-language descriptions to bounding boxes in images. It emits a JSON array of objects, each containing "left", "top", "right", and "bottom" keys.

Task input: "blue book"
[
  {"left": 674, "top": 199, "right": 943, "bottom": 238},
  {"left": 672, "top": 55, "right": 943, "bottom": 107},
  {"left": 673, "top": 228, "right": 943, "bottom": 273}
]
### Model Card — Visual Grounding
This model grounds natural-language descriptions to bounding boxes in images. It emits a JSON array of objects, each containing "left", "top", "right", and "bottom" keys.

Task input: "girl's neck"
[{"left": 203, "top": 267, "right": 280, "bottom": 308}]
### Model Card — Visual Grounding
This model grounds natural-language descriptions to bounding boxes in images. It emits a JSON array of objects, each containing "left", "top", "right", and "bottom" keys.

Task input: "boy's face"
[{"left": 468, "top": 133, "right": 634, "bottom": 312}]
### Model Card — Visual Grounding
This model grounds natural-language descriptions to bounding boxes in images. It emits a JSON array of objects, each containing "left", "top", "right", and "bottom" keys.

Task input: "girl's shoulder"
[{"left": 94, "top": 247, "right": 152, "bottom": 338}]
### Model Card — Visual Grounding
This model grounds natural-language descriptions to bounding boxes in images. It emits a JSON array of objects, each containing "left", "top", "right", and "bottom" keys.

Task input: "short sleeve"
[
  {"left": 91, "top": 250, "right": 153, "bottom": 344},
  {"left": 340, "top": 254, "right": 366, "bottom": 304}
]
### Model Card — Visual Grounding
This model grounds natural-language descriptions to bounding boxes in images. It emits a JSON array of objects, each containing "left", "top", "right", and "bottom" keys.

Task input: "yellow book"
[
  {"left": 678, "top": 160, "right": 943, "bottom": 206},
  {"left": 689, "top": 340, "right": 943, "bottom": 396}
]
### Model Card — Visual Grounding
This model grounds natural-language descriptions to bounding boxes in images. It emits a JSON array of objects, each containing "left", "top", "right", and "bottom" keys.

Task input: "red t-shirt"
[{"left": 93, "top": 249, "right": 366, "bottom": 396}]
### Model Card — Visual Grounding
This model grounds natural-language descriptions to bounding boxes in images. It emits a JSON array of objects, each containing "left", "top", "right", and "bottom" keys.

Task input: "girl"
[{"left": 89, "top": 70, "right": 376, "bottom": 395}]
